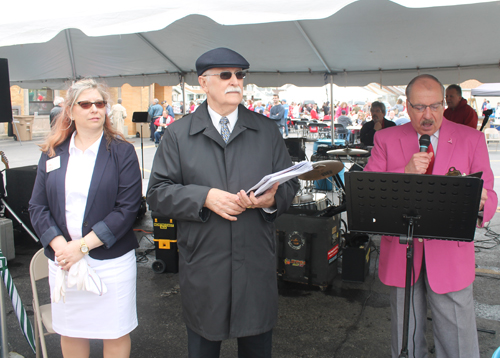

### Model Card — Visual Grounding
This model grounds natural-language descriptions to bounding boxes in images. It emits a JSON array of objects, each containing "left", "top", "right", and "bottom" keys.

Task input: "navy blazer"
[{"left": 29, "top": 136, "right": 142, "bottom": 261}]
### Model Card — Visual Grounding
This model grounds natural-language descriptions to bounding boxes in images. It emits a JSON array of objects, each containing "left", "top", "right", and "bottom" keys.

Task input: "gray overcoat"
[{"left": 147, "top": 101, "right": 299, "bottom": 340}]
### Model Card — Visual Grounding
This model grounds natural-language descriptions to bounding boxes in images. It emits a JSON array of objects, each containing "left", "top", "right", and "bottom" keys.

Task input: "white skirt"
[{"left": 48, "top": 250, "right": 137, "bottom": 339}]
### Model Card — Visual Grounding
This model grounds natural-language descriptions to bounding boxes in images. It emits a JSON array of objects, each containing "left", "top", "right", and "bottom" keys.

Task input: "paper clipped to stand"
[{"left": 247, "top": 161, "right": 313, "bottom": 196}]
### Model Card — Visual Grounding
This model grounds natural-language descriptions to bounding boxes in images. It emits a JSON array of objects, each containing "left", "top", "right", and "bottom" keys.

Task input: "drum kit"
[{"left": 288, "top": 160, "right": 346, "bottom": 216}]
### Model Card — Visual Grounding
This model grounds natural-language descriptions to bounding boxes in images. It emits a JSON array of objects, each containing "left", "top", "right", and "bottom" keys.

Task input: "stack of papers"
[{"left": 247, "top": 161, "right": 313, "bottom": 196}]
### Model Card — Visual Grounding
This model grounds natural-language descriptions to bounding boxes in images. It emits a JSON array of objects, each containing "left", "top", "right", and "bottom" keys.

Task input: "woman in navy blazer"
[{"left": 29, "top": 78, "right": 142, "bottom": 357}]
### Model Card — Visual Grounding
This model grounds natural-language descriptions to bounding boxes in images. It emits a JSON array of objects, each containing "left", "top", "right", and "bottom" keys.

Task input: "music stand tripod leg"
[{"left": 399, "top": 215, "right": 419, "bottom": 358}]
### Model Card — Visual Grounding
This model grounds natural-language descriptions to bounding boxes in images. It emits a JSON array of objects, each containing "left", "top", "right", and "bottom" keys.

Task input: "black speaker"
[
  {"left": 4, "top": 165, "right": 38, "bottom": 233},
  {"left": 284, "top": 137, "right": 306, "bottom": 162},
  {"left": 0, "top": 59, "right": 13, "bottom": 123}
]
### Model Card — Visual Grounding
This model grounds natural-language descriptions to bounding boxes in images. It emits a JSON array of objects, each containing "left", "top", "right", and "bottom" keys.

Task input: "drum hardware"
[
  {"left": 298, "top": 160, "right": 344, "bottom": 181},
  {"left": 327, "top": 148, "right": 369, "bottom": 156}
]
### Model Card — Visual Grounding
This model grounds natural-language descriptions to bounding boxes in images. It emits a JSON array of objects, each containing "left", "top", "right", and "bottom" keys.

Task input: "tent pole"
[
  {"left": 181, "top": 75, "right": 186, "bottom": 115},
  {"left": 330, "top": 74, "right": 334, "bottom": 146}
]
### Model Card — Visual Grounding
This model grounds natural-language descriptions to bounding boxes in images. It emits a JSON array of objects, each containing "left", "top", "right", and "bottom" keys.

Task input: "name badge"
[{"left": 46, "top": 156, "right": 61, "bottom": 173}]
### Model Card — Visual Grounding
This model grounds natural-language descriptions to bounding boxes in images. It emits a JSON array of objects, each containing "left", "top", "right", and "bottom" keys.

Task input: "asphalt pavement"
[{"left": 1, "top": 132, "right": 500, "bottom": 357}]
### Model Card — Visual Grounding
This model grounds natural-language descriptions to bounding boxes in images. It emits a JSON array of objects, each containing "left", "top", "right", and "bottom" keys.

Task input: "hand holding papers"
[{"left": 247, "top": 161, "right": 313, "bottom": 196}]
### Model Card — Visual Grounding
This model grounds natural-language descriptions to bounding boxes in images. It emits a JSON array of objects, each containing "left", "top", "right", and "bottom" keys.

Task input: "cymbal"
[
  {"left": 298, "top": 160, "right": 344, "bottom": 180},
  {"left": 327, "top": 148, "right": 369, "bottom": 156}
]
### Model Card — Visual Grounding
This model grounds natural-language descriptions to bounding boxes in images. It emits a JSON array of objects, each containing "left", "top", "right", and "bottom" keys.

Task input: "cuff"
[
  {"left": 41, "top": 226, "right": 64, "bottom": 247},
  {"left": 92, "top": 221, "right": 116, "bottom": 249}
]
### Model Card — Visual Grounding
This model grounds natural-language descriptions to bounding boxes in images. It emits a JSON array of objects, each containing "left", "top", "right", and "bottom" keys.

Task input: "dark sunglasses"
[
  {"left": 202, "top": 71, "right": 246, "bottom": 80},
  {"left": 77, "top": 100, "right": 107, "bottom": 109}
]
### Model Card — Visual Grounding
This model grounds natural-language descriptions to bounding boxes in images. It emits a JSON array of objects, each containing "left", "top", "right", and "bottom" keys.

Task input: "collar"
[
  {"left": 69, "top": 131, "right": 103, "bottom": 156},
  {"left": 207, "top": 104, "right": 238, "bottom": 133}
]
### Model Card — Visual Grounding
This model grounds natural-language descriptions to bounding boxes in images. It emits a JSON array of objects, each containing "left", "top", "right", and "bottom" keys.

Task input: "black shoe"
[{"left": 150, "top": 138, "right": 154, "bottom": 141}]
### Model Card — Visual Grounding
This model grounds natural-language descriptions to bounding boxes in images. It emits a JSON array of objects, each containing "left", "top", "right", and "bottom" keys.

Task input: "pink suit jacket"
[{"left": 364, "top": 118, "right": 497, "bottom": 294}]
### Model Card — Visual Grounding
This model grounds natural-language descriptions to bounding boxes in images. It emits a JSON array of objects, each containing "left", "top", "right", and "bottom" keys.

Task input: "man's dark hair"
[
  {"left": 341, "top": 110, "right": 346, "bottom": 115},
  {"left": 273, "top": 94, "right": 279, "bottom": 99},
  {"left": 406, "top": 74, "right": 444, "bottom": 99},
  {"left": 446, "top": 84, "right": 462, "bottom": 97},
  {"left": 371, "top": 101, "right": 386, "bottom": 115}
]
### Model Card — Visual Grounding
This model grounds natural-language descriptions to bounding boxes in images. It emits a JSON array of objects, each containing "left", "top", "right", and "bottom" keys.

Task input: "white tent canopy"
[
  {"left": 1, "top": 0, "right": 499, "bottom": 89},
  {"left": 471, "top": 83, "right": 500, "bottom": 97}
]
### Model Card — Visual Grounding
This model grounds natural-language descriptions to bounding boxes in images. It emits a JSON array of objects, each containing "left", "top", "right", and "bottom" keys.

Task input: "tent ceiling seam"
[
  {"left": 136, "top": 33, "right": 184, "bottom": 74},
  {"left": 64, "top": 29, "right": 77, "bottom": 80},
  {"left": 294, "top": 21, "right": 332, "bottom": 74}
]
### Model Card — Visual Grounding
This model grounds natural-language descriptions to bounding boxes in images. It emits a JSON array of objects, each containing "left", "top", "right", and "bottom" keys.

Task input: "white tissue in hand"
[{"left": 52, "top": 258, "right": 107, "bottom": 303}]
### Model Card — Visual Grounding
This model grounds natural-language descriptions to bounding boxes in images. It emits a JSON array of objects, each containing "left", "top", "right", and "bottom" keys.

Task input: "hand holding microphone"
[{"left": 404, "top": 134, "right": 434, "bottom": 174}]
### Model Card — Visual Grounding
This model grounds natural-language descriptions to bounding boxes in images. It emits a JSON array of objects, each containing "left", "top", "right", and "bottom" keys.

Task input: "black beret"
[{"left": 196, "top": 47, "right": 250, "bottom": 76}]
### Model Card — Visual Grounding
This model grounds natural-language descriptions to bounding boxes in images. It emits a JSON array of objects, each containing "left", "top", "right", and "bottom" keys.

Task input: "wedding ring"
[
  {"left": 247, "top": 206, "right": 252, "bottom": 209},
  {"left": 62, "top": 259, "right": 67, "bottom": 264}
]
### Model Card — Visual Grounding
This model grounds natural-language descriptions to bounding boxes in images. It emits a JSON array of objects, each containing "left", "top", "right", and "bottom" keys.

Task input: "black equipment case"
[{"left": 275, "top": 213, "right": 340, "bottom": 290}]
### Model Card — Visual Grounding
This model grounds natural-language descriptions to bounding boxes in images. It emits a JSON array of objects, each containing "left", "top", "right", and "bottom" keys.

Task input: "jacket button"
[
  {"left": 418, "top": 239, "right": 423, "bottom": 243},
  {"left": 83, "top": 221, "right": 88, "bottom": 227}
]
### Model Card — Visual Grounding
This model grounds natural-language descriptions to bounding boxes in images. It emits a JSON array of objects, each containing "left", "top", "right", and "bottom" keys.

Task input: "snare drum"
[{"left": 290, "top": 193, "right": 330, "bottom": 212}]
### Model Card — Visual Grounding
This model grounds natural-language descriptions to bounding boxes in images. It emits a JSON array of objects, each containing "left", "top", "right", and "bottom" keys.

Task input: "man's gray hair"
[
  {"left": 371, "top": 101, "right": 386, "bottom": 115},
  {"left": 117, "top": 98, "right": 123, "bottom": 104},
  {"left": 154, "top": 98, "right": 159, "bottom": 104},
  {"left": 53, "top": 96, "right": 65, "bottom": 106}
]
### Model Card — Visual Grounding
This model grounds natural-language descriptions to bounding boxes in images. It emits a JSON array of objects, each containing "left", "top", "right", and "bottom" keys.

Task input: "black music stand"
[
  {"left": 344, "top": 171, "right": 483, "bottom": 358},
  {"left": 132, "top": 111, "right": 150, "bottom": 179}
]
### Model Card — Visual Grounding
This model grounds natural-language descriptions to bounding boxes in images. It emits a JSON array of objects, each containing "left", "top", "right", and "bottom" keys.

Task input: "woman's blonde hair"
[{"left": 40, "top": 78, "right": 125, "bottom": 157}]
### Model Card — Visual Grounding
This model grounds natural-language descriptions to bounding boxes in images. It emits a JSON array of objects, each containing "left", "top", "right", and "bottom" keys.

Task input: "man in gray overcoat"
[{"left": 147, "top": 48, "right": 299, "bottom": 358}]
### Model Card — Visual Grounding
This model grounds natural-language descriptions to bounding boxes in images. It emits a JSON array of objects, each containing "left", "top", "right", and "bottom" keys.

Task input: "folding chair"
[
  {"left": 30, "top": 248, "right": 55, "bottom": 358},
  {"left": 485, "top": 128, "right": 500, "bottom": 151}
]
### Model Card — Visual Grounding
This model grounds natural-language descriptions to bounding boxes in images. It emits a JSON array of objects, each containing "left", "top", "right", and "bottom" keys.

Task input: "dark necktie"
[
  {"left": 220, "top": 117, "right": 231, "bottom": 143},
  {"left": 425, "top": 142, "right": 434, "bottom": 175}
]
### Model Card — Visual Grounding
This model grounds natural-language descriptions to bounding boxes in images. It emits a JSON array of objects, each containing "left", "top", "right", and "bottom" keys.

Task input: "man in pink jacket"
[{"left": 364, "top": 74, "right": 497, "bottom": 358}]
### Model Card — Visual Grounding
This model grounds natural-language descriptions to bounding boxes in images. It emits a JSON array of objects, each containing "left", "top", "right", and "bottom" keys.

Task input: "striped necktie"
[{"left": 220, "top": 117, "right": 231, "bottom": 143}]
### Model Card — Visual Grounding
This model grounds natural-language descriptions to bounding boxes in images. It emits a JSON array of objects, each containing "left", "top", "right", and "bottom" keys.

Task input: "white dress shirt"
[
  {"left": 65, "top": 132, "right": 103, "bottom": 241},
  {"left": 207, "top": 105, "right": 238, "bottom": 134}
]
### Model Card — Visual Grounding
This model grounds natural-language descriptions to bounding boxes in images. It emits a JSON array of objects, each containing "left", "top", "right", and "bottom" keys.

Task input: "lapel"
[
  {"left": 189, "top": 102, "right": 259, "bottom": 147},
  {"left": 399, "top": 123, "right": 420, "bottom": 165},
  {"left": 433, "top": 118, "right": 455, "bottom": 175},
  {"left": 83, "top": 137, "right": 110, "bottom": 220},
  {"left": 55, "top": 139, "right": 70, "bottom": 225}
]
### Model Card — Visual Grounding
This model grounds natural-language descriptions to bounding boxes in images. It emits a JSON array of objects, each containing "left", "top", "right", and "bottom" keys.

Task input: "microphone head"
[{"left": 419, "top": 134, "right": 431, "bottom": 152}]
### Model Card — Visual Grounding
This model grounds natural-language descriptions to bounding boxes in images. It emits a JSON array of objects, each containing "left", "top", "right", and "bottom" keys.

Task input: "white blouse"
[{"left": 65, "top": 132, "right": 103, "bottom": 241}]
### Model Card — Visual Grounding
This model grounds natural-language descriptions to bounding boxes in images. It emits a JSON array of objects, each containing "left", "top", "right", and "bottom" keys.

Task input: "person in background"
[
  {"left": 269, "top": 94, "right": 285, "bottom": 135},
  {"left": 360, "top": 101, "right": 396, "bottom": 146},
  {"left": 281, "top": 99, "right": 290, "bottom": 137},
  {"left": 335, "top": 102, "right": 350, "bottom": 119},
  {"left": 148, "top": 99, "right": 163, "bottom": 141},
  {"left": 162, "top": 100, "right": 175, "bottom": 119},
  {"left": 110, "top": 98, "right": 127, "bottom": 136},
  {"left": 29, "top": 78, "right": 142, "bottom": 358},
  {"left": 49, "top": 96, "right": 65, "bottom": 127},
  {"left": 444, "top": 84, "right": 478, "bottom": 129},
  {"left": 147, "top": 47, "right": 298, "bottom": 358},
  {"left": 189, "top": 101, "right": 195, "bottom": 114},
  {"left": 391, "top": 98, "right": 404, "bottom": 114},
  {"left": 310, "top": 103, "right": 319, "bottom": 120},
  {"left": 154, "top": 109, "right": 174, "bottom": 147},
  {"left": 365, "top": 74, "right": 496, "bottom": 358}
]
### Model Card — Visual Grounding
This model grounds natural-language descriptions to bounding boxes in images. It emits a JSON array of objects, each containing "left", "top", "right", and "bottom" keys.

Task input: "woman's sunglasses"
[
  {"left": 202, "top": 71, "right": 246, "bottom": 80},
  {"left": 77, "top": 100, "right": 107, "bottom": 109}
]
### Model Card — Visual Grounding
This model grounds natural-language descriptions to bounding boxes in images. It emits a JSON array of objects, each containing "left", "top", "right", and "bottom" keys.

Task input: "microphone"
[{"left": 419, "top": 134, "right": 431, "bottom": 152}]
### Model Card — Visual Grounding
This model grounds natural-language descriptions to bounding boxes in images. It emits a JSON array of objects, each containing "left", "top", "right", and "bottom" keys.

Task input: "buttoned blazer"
[
  {"left": 29, "top": 136, "right": 142, "bottom": 261},
  {"left": 364, "top": 119, "right": 497, "bottom": 293}
]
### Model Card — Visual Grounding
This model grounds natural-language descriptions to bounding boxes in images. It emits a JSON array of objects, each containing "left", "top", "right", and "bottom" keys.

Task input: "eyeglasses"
[
  {"left": 202, "top": 71, "right": 246, "bottom": 80},
  {"left": 77, "top": 100, "right": 107, "bottom": 109},
  {"left": 408, "top": 100, "right": 443, "bottom": 113}
]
